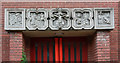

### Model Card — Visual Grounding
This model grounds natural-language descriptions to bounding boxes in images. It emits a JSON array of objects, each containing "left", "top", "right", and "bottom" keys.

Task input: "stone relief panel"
[
  {"left": 4, "top": 8, "right": 114, "bottom": 31},
  {"left": 49, "top": 8, "right": 71, "bottom": 30},
  {"left": 94, "top": 8, "right": 114, "bottom": 29},
  {"left": 4, "top": 8, "right": 25, "bottom": 30},
  {"left": 72, "top": 8, "right": 94, "bottom": 29},
  {"left": 26, "top": 8, "right": 48, "bottom": 30}
]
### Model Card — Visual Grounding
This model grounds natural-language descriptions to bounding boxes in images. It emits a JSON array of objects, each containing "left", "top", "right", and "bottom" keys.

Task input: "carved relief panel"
[
  {"left": 5, "top": 8, "right": 25, "bottom": 30},
  {"left": 26, "top": 8, "right": 48, "bottom": 30},
  {"left": 49, "top": 8, "right": 71, "bottom": 30},
  {"left": 72, "top": 8, "right": 94, "bottom": 29},
  {"left": 94, "top": 8, "right": 114, "bottom": 29},
  {"left": 4, "top": 8, "right": 114, "bottom": 31}
]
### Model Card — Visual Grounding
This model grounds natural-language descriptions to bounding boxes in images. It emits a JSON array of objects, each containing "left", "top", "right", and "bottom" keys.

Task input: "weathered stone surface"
[
  {"left": 26, "top": 8, "right": 48, "bottom": 30},
  {"left": 94, "top": 8, "right": 114, "bottom": 29},
  {"left": 4, "top": 8, "right": 25, "bottom": 30},
  {"left": 4, "top": 8, "right": 114, "bottom": 30},
  {"left": 72, "top": 8, "right": 94, "bottom": 29},
  {"left": 49, "top": 8, "right": 71, "bottom": 30}
]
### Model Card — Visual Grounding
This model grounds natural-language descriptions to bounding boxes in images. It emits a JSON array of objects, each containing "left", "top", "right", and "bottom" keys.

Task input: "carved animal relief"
[
  {"left": 26, "top": 8, "right": 48, "bottom": 30},
  {"left": 49, "top": 8, "right": 71, "bottom": 30},
  {"left": 72, "top": 8, "right": 94, "bottom": 29},
  {"left": 4, "top": 8, "right": 114, "bottom": 31}
]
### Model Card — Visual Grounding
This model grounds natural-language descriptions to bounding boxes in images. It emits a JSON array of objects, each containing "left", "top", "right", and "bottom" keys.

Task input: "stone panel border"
[
  {"left": 4, "top": 8, "right": 25, "bottom": 30},
  {"left": 94, "top": 8, "right": 114, "bottom": 29}
]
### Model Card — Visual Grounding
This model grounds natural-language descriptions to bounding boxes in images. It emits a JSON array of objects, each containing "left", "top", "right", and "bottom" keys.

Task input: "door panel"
[
  {"left": 62, "top": 37, "right": 88, "bottom": 63},
  {"left": 30, "top": 37, "right": 88, "bottom": 63},
  {"left": 30, "top": 38, "right": 55, "bottom": 63}
]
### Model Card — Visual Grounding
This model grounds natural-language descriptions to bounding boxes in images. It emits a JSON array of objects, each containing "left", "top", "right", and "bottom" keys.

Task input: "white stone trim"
[
  {"left": 26, "top": 8, "right": 48, "bottom": 30},
  {"left": 72, "top": 8, "right": 94, "bottom": 29},
  {"left": 94, "top": 8, "right": 114, "bottom": 29},
  {"left": 4, "top": 8, "right": 26, "bottom": 30},
  {"left": 4, "top": 8, "right": 114, "bottom": 31},
  {"left": 49, "top": 8, "right": 71, "bottom": 30}
]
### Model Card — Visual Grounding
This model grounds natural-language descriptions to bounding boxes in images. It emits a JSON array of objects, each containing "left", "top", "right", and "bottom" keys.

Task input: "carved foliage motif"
[
  {"left": 94, "top": 8, "right": 114, "bottom": 29},
  {"left": 49, "top": 8, "right": 71, "bottom": 30},
  {"left": 5, "top": 8, "right": 25, "bottom": 30},
  {"left": 72, "top": 8, "right": 94, "bottom": 29},
  {"left": 26, "top": 8, "right": 48, "bottom": 30}
]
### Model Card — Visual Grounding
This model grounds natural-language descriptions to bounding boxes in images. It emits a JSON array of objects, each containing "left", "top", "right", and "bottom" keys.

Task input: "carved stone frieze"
[
  {"left": 26, "top": 8, "right": 48, "bottom": 30},
  {"left": 4, "top": 8, "right": 25, "bottom": 30},
  {"left": 49, "top": 8, "right": 71, "bottom": 30},
  {"left": 72, "top": 8, "right": 94, "bottom": 29},
  {"left": 94, "top": 8, "right": 114, "bottom": 29},
  {"left": 4, "top": 8, "right": 114, "bottom": 31}
]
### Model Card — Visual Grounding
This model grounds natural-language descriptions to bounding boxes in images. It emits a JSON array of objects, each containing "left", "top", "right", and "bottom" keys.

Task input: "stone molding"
[{"left": 4, "top": 8, "right": 114, "bottom": 30}]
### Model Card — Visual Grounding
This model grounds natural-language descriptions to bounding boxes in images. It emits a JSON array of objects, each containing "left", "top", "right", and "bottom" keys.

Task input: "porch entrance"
[{"left": 30, "top": 37, "right": 88, "bottom": 63}]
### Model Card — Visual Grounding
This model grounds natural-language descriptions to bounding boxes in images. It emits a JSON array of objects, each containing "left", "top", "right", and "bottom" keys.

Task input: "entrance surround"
[
  {"left": 2, "top": 2, "right": 118, "bottom": 62},
  {"left": 4, "top": 8, "right": 114, "bottom": 62}
]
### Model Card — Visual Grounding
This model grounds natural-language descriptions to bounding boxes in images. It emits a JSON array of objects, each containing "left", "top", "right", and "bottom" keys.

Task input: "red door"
[{"left": 30, "top": 37, "right": 88, "bottom": 63}]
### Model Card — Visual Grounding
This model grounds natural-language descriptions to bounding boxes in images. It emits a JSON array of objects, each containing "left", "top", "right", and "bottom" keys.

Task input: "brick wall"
[
  {"left": 88, "top": 33, "right": 97, "bottom": 62},
  {"left": 118, "top": 2, "right": 120, "bottom": 63},
  {"left": 0, "top": 1, "right": 2, "bottom": 63},
  {"left": 2, "top": 32, "right": 10, "bottom": 61},
  {"left": 88, "top": 31, "right": 111, "bottom": 62},
  {"left": 1, "top": 2, "right": 119, "bottom": 62},
  {"left": 9, "top": 32, "right": 23, "bottom": 61},
  {"left": 96, "top": 31, "right": 111, "bottom": 61},
  {"left": 118, "top": 1, "right": 120, "bottom": 63}
]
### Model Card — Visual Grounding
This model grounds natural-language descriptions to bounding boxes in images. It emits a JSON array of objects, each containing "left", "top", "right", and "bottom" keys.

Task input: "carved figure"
[
  {"left": 9, "top": 12, "right": 22, "bottom": 26},
  {"left": 26, "top": 9, "right": 48, "bottom": 30},
  {"left": 76, "top": 12, "right": 82, "bottom": 25},
  {"left": 52, "top": 8, "right": 68, "bottom": 28},
  {"left": 49, "top": 8, "right": 71, "bottom": 30},
  {"left": 72, "top": 9, "right": 93, "bottom": 29},
  {"left": 29, "top": 13, "right": 36, "bottom": 27},
  {"left": 98, "top": 11, "right": 110, "bottom": 25},
  {"left": 75, "top": 12, "right": 90, "bottom": 26},
  {"left": 29, "top": 12, "right": 46, "bottom": 28},
  {"left": 83, "top": 13, "right": 90, "bottom": 25}
]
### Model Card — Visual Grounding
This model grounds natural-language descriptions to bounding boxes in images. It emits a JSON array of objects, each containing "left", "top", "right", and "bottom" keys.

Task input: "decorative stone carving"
[
  {"left": 94, "top": 8, "right": 114, "bottom": 29},
  {"left": 49, "top": 8, "right": 71, "bottom": 30},
  {"left": 4, "top": 8, "right": 114, "bottom": 31},
  {"left": 26, "top": 8, "right": 48, "bottom": 30},
  {"left": 72, "top": 8, "right": 94, "bottom": 29},
  {"left": 4, "top": 8, "right": 25, "bottom": 30}
]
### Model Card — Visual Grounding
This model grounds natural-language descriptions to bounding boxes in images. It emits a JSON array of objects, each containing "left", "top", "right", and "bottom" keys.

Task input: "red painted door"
[
  {"left": 30, "top": 37, "right": 88, "bottom": 63},
  {"left": 30, "top": 38, "right": 55, "bottom": 63}
]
